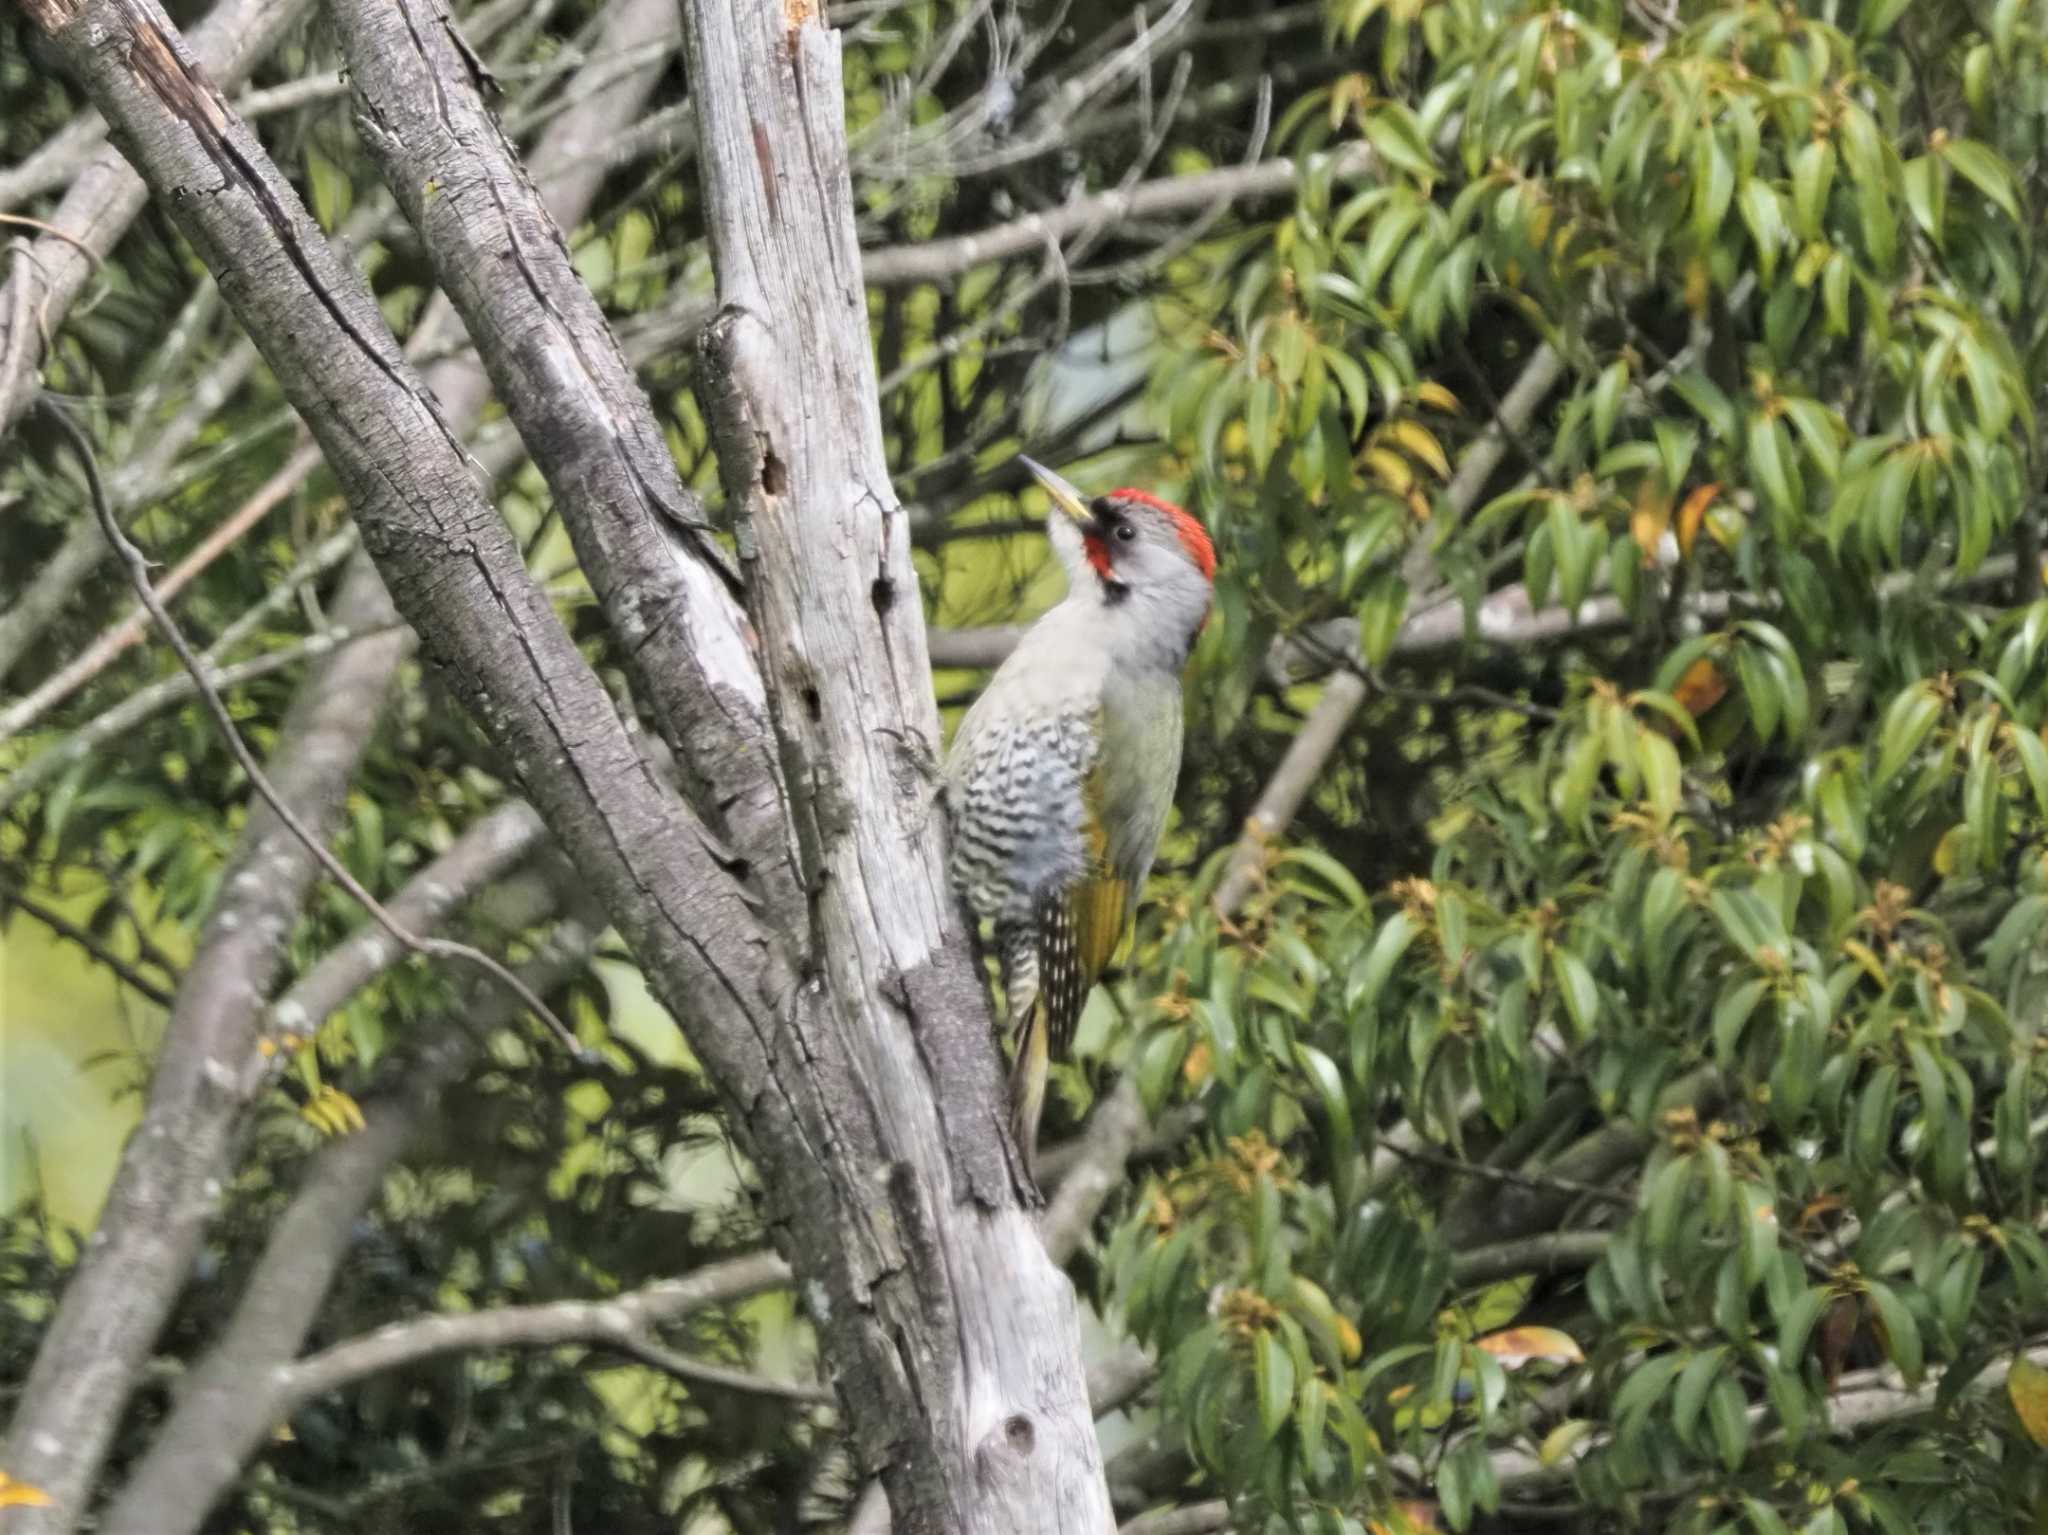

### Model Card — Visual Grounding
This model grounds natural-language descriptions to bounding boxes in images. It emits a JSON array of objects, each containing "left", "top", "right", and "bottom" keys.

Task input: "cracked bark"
[
  {"left": 322, "top": 0, "right": 796, "bottom": 905},
  {"left": 679, "top": 1, "right": 1113, "bottom": 1525},
  {"left": 13, "top": 0, "right": 1113, "bottom": 1525},
  {"left": 0, "top": 0, "right": 680, "bottom": 1526}
]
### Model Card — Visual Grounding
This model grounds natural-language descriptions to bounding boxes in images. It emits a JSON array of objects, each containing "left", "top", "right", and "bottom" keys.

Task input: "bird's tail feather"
[
  {"left": 1009, "top": 1003, "right": 1049, "bottom": 1183},
  {"left": 997, "top": 921, "right": 1046, "bottom": 1182}
]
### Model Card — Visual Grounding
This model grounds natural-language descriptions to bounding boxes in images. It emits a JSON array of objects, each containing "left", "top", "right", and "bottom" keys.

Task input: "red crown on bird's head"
[{"left": 1106, "top": 488, "right": 1216, "bottom": 582}]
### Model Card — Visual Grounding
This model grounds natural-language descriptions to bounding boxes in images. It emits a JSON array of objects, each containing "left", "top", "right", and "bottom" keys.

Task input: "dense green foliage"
[
  {"left": 9, "top": 0, "right": 2048, "bottom": 1529},
  {"left": 1091, "top": 0, "right": 2048, "bottom": 1529}
]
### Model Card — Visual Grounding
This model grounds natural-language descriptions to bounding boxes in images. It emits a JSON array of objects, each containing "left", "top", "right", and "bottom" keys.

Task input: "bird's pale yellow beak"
[{"left": 1018, "top": 455, "right": 1094, "bottom": 527}]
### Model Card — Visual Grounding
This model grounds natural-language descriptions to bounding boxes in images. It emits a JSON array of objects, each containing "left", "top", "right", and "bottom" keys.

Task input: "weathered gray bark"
[
  {"left": 677, "top": 3, "right": 1114, "bottom": 1526},
  {"left": 0, "top": 0, "right": 680, "bottom": 1526},
  {"left": 322, "top": 0, "right": 795, "bottom": 903},
  {"left": 0, "top": 560, "right": 409, "bottom": 1531},
  {"left": 93, "top": 891, "right": 596, "bottom": 1535}
]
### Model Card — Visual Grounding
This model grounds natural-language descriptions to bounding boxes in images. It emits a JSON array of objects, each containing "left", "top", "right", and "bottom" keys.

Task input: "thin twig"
[
  {"left": 0, "top": 440, "right": 328, "bottom": 745},
  {"left": 33, "top": 395, "right": 589, "bottom": 1062},
  {"left": 610, "top": 1332, "right": 833, "bottom": 1405},
  {"left": 1377, "top": 1138, "right": 1635, "bottom": 1208},
  {"left": 0, "top": 212, "right": 106, "bottom": 274},
  {"left": 0, "top": 874, "right": 176, "bottom": 1007}
]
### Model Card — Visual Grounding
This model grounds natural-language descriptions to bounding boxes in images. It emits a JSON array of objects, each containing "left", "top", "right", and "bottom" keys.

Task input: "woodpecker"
[{"left": 945, "top": 456, "right": 1216, "bottom": 1185}]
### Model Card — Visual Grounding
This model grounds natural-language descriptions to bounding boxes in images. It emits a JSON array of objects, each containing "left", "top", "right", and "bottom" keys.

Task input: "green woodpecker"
[{"left": 945, "top": 456, "right": 1215, "bottom": 1182}]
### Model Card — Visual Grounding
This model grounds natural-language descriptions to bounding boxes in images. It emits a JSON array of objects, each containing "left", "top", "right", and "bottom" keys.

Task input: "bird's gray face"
[
  {"left": 1084, "top": 493, "right": 1212, "bottom": 601},
  {"left": 1019, "top": 458, "right": 1215, "bottom": 608}
]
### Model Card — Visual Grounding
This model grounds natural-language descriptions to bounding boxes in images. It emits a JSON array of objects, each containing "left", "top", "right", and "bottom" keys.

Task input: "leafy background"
[{"left": 10, "top": 0, "right": 2048, "bottom": 1529}]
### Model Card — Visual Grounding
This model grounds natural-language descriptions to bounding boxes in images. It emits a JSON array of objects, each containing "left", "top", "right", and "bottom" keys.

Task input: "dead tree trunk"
[{"left": 675, "top": 3, "right": 1118, "bottom": 1527}]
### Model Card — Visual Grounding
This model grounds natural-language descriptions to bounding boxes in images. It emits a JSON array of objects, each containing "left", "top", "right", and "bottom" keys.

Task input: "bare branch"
[
  {"left": 0, "top": 0, "right": 315, "bottom": 435},
  {"left": 1119, "top": 1503, "right": 1232, "bottom": 1535},
  {"left": 609, "top": 1332, "right": 834, "bottom": 1407},
  {"left": 0, "top": 440, "right": 324, "bottom": 745},
  {"left": 1211, "top": 670, "right": 1369, "bottom": 914},
  {"left": 682, "top": 0, "right": 1117, "bottom": 1521},
  {"left": 94, "top": 898, "right": 603, "bottom": 1535},
  {"left": 275, "top": 1251, "right": 795, "bottom": 1412},
  {"left": 326, "top": 0, "right": 794, "bottom": 905},
  {"left": 1040, "top": 1078, "right": 1149, "bottom": 1265},
  {"left": 862, "top": 145, "right": 1374, "bottom": 289},
  {"left": 1450, "top": 1230, "right": 1613, "bottom": 1288}
]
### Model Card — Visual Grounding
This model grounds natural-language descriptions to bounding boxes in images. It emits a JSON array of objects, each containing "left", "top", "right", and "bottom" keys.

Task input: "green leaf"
[
  {"left": 1692, "top": 134, "right": 1737, "bottom": 245},
  {"left": 1592, "top": 361, "right": 1629, "bottom": 450},
  {"left": 1552, "top": 948, "right": 1600, "bottom": 1037},
  {"left": 1777, "top": 1286, "right": 1830, "bottom": 1370},
  {"left": 303, "top": 145, "right": 352, "bottom": 230},
  {"left": 1791, "top": 140, "right": 1836, "bottom": 239},
  {"left": 1901, "top": 155, "right": 1944, "bottom": 246},
  {"left": 1615, "top": 1352, "right": 1689, "bottom": 1444},
  {"left": 1706, "top": 1372, "right": 1751, "bottom": 1471},
  {"left": 1939, "top": 138, "right": 2021, "bottom": 222},
  {"left": 1363, "top": 107, "right": 1438, "bottom": 182},
  {"left": 1639, "top": 730, "right": 1682, "bottom": 828},
  {"left": 1348, "top": 911, "right": 1417, "bottom": 1015},
  {"left": 1875, "top": 684, "right": 1943, "bottom": 784},
  {"left": 1738, "top": 179, "right": 1787, "bottom": 281},
  {"left": 1712, "top": 977, "right": 1771, "bottom": 1065},
  {"left": 1863, "top": 1278, "right": 1924, "bottom": 1382},
  {"left": 1294, "top": 1042, "right": 1357, "bottom": 1212},
  {"left": 1672, "top": 1349, "right": 1725, "bottom": 1449},
  {"left": 1356, "top": 572, "right": 1410, "bottom": 666},
  {"left": 1747, "top": 413, "right": 1798, "bottom": 523}
]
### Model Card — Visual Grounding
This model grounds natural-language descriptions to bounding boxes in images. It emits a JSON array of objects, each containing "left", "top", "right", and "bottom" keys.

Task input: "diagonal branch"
[
  {"left": 324, "top": 0, "right": 795, "bottom": 906},
  {"left": 0, "top": 0, "right": 315, "bottom": 436},
  {"left": 862, "top": 144, "right": 1375, "bottom": 289},
  {"left": 40, "top": 396, "right": 580, "bottom": 1056},
  {"left": 93, "top": 893, "right": 602, "bottom": 1535},
  {"left": 0, "top": 1, "right": 718, "bottom": 1528}
]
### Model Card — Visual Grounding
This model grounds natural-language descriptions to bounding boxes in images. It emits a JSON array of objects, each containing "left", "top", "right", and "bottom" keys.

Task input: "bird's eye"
[{"left": 1114, "top": 522, "right": 1137, "bottom": 543}]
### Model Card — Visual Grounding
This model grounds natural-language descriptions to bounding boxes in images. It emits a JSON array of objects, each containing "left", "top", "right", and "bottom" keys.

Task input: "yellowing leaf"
[
  {"left": 302, "top": 1085, "right": 367, "bottom": 1137},
  {"left": 1181, "top": 1040, "right": 1213, "bottom": 1084},
  {"left": 1475, "top": 1325, "right": 1585, "bottom": 1367},
  {"left": 1539, "top": 1417, "right": 1597, "bottom": 1466},
  {"left": 1336, "top": 1315, "right": 1363, "bottom": 1361},
  {"left": 1673, "top": 658, "right": 1730, "bottom": 719},
  {"left": 1389, "top": 418, "right": 1451, "bottom": 479},
  {"left": 1684, "top": 257, "right": 1710, "bottom": 314},
  {"left": 0, "top": 1473, "right": 53, "bottom": 1509},
  {"left": 1632, "top": 481, "right": 1672, "bottom": 563},
  {"left": 1414, "top": 380, "right": 1461, "bottom": 414},
  {"left": 1368, "top": 1501, "right": 1442, "bottom": 1534},
  {"left": 1676, "top": 482, "right": 1720, "bottom": 557},
  {"left": 1364, "top": 446, "right": 1416, "bottom": 494},
  {"left": 2009, "top": 1357, "right": 2048, "bottom": 1447}
]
